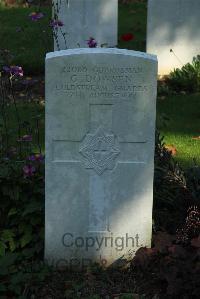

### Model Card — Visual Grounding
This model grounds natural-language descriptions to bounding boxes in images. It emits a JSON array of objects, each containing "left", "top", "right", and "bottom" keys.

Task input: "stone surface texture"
[
  {"left": 45, "top": 48, "right": 157, "bottom": 267},
  {"left": 147, "top": 0, "right": 200, "bottom": 75},
  {"left": 53, "top": 0, "right": 118, "bottom": 50}
]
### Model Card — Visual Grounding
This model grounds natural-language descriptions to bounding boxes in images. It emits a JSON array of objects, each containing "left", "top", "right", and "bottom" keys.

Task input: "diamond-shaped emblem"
[{"left": 79, "top": 127, "right": 120, "bottom": 175}]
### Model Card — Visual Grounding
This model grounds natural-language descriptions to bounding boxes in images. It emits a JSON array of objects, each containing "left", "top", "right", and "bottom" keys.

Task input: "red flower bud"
[{"left": 121, "top": 33, "right": 134, "bottom": 42}]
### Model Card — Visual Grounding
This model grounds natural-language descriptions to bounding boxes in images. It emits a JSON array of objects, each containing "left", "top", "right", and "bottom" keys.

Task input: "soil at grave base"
[{"left": 33, "top": 267, "right": 137, "bottom": 298}]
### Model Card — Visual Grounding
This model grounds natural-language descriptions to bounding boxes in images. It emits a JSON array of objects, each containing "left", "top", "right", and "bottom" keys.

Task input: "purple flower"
[
  {"left": 50, "top": 19, "right": 64, "bottom": 28},
  {"left": 87, "top": 37, "right": 97, "bottom": 48},
  {"left": 23, "top": 164, "right": 36, "bottom": 177},
  {"left": 27, "top": 153, "right": 44, "bottom": 162},
  {"left": 27, "top": 154, "right": 36, "bottom": 161},
  {"left": 3, "top": 65, "right": 23, "bottom": 77},
  {"left": 11, "top": 66, "right": 23, "bottom": 77},
  {"left": 29, "top": 12, "right": 44, "bottom": 21},
  {"left": 18, "top": 135, "right": 32, "bottom": 142}
]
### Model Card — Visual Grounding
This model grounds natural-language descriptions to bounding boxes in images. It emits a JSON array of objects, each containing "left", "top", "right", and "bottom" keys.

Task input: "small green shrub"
[
  {"left": 0, "top": 157, "right": 45, "bottom": 297},
  {"left": 154, "top": 131, "right": 200, "bottom": 232},
  {"left": 0, "top": 157, "right": 44, "bottom": 256},
  {"left": 153, "top": 131, "right": 196, "bottom": 233},
  {"left": 166, "top": 55, "right": 200, "bottom": 93}
]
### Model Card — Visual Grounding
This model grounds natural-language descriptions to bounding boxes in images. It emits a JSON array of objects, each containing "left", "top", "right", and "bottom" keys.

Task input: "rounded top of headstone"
[{"left": 46, "top": 48, "right": 157, "bottom": 62}]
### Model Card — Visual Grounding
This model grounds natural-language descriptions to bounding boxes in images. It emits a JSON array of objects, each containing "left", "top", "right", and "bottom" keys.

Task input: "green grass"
[
  {"left": 157, "top": 93, "right": 200, "bottom": 168},
  {"left": 0, "top": 5, "right": 52, "bottom": 74},
  {"left": 0, "top": 1, "right": 147, "bottom": 74}
]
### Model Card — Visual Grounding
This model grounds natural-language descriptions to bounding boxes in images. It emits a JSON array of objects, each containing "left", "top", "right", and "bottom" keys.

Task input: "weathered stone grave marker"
[
  {"left": 147, "top": 0, "right": 200, "bottom": 75},
  {"left": 53, "top": 0, "right": 118, "bottom": 50},
  {"left": 45, "top": 48, "right": 157, "bottom": 269}
]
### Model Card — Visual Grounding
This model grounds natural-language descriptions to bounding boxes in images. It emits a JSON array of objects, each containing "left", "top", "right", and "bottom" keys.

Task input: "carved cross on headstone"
[{"left": 52, "top": 103, "right": 146, "bottom": 232}]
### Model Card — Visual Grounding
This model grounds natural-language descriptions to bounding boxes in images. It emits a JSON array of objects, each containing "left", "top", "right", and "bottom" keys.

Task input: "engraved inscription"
[
  {"left": 79, "top": 127, "right": 120, "bottom": 175},
  {"left": 62, "top": 65, "right": 143, "bottom": 74},
  {"left": 51, "top": 64, "right": 150, "bottom": 99}
]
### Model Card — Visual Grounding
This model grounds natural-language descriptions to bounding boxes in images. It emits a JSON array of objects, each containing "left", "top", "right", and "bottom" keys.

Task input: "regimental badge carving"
[{"left": 79, "top": 127, "right": 120, "bottom": 175}]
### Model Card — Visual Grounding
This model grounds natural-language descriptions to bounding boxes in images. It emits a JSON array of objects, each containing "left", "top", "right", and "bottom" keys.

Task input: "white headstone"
[
  {"left": 147, "top": 0, "right": 200, "bottom": 75},
  {"left": 45, "top": 48, "right": 157, "bottom": 269},
  {"left": 53, "top": 0, "right": 118, "bottom": 50}
]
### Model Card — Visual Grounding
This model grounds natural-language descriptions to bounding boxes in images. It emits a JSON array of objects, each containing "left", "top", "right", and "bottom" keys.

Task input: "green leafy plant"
[
  {"left": 0, "top": 158, "right": 44, "bottom": 257},
  {"left": 153, "top": 131, "right": 196, "bottom": 233},
  {"left": 0, "top": 157, "right": 45, "bottom": 297},
  {"left": 166, "top": 55, "right": 200, "bottom": 93}
]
